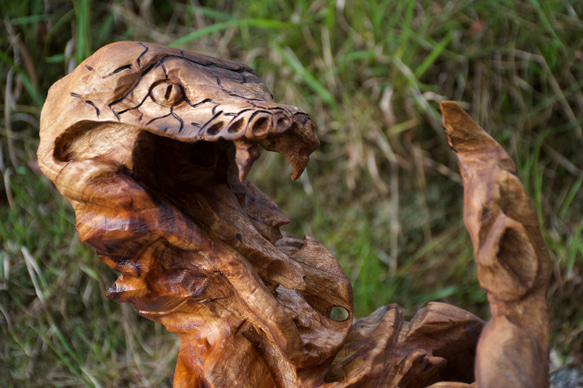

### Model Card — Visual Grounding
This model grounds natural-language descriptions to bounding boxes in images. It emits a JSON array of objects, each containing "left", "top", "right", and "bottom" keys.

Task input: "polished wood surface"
[
  {"left": 38, "top": 42, "right": 549, "bottom": 387},
  {"left": 441, "top": 101, "right": 551, "bottom": 388}
]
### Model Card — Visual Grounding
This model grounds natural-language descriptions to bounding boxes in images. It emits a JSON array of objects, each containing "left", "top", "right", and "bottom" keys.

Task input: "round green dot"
[{"left": 328, "top": 306, "right": 350, "bottom": 322}]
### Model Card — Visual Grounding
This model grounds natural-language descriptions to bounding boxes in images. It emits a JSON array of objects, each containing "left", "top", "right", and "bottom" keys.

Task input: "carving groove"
[{"left": 38, "top": 42, "right": 550, "bottom": 388}]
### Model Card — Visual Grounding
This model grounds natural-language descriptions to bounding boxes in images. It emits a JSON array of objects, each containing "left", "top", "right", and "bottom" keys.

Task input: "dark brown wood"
[{"left": 38, "top": 41, "right": 550, "bottom": 387}]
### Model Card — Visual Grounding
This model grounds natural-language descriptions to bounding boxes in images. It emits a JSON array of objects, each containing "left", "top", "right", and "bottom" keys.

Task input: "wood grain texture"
[
  {"left": 38, "top": 42, "right": 549, "bottom": 387},
  {"left": 441, "top": 101, "right": 550, "bottom": 388}
]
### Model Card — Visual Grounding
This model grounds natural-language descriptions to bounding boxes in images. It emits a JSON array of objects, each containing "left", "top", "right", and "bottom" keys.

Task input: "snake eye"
[{"left": 150, "top": 80, "right": 185, "bottom": 107}]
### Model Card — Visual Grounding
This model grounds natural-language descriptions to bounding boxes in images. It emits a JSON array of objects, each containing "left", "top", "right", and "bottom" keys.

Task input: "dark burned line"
[
  {"left": 226, "top": 113, "right": 244, "bottom": 126},
  {"left": 185, "top": 97, "right": 217, "bottom": 109},
  {"left": 154, "top": 54, "right": 254, "bottom": 79},
  {"left": 87, "top": 47, "right": 263, "bottom": 123},
  {"left": 142, "top": 108, "right": 184, "bottom": 133},
  {"left": 114, "top": 65, "right": 132, "bottom": 74},
  {"left": 109, "top": 106, "right": 120, "bottom": 121},
  {"left": 85, "top": 65, "right": 94, "bottom": 71},
  {"left": 294, "top": 113, "right": 311, "bottom": 125},
  {"left": 215, "top": 76, "right": 261, "bottom": 99},
  {"left": 226, "top": 108, "right": 254, "bottom": 117},
  {"left": 171, "top": 108, "right": 185, "bottom": 133},
  {"left": 108, "top": 62, "right": 157, "bottom": 120},
  {"left": 223, "top": 106, "right": 288, "bottom": 126},
  {"left": 158, "top": 54, "right": 255, "bottom": 80},
  {"left": 289, "top": 112, "right": 311, "bottom": 126},
  {"left": 70, "top": 93, "right": 101, "bottom": 118},
  {"left": 200, "top": 110, "right": 224, "bottom": 132},
  {"left": 178, "top": 54, "right": 253, "bottom": 75},
  {"left": 104, "top": 64, "right": 133, "bottom": 78},
  {"left": 234, "top": 105, "right": 290, "bottom": 115},
  {"left": 214, "top": 71, "right": 265, "bottom": 101},
  {"left": 228, "top": 92, "right": 266, "bottom": 102},
  {"left": 247, "top": 110, "right": 272, "bottom": 124},
  {"left": 265, "top": 106, "right": 288, "bottom": 113},
  {"left": 145, "top": 112, "right": 173, "bottom": 127},
  {"left": 106, "top": 52, "right": 254, "bottom": 118},
  {"left": 137, "top": 42, "right": 149, "bottom": 67},
  {"left": 160, "top": 57, "right": 169, "bottom": 78},
  {"left": 85, "top": 100, "right": 100, "bottom": 117},
  {"left": 115, "top": 93, "right": 151, "bottom": 116},
  {"left": 207, "top": 62, "right": 252, "bottom": 75}
]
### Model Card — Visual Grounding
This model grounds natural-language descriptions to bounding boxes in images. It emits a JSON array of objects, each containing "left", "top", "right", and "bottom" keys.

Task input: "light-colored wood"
[
  {"left": 38, "top": 42, "right": 550, "bottom": 387},
  {"left": 441, "top": 101, "right": 551, "bottom": 388}
]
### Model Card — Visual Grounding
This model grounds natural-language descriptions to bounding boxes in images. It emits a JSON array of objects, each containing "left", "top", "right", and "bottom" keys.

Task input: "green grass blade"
[
  {"left": 28, "top": 326, "right": 95, "bottom": 387},
  {"left": 8, "top": 14, "right": 54, "bottom": 25},
  {"left": 186, "top": 5, "right": 233, "bottom": 21},
  {"left": 559, "top": 176, "right": 583, "bottom": 222},
  {"left": 95, "top": 11, "right": 114, "bottom": 48},
  {"left": 528, "top": 0, "right": 564, "bottom": 50},
  {"left": 0, "top": 48, "right": 44, "bottom": 106},
  {"left": 414, "top": 31, "right": 453, "bottom": 79},
  {"left": 325, "top": 0, "right": 335, "bottom": 31},
  {"left": 246, "top": 19, "right": 294, "bottom": 29},
  {"left": 272, "top": 44, "right": 339, "bottom": 111},
  {"left": 568, "top": 221, "right": 583, "bottom": 273},
  {"left": 170, "top": 19, "right": 241, "bottom": 47},
  {"left": 73, "top": 0, "right": 91, "bottom": 64},
  {"left": 395, "top": 0, "right": 415, "bottom": 59},
  {"left": 531, "top": 130, "right": 551, "bottom": 225},
  {"left": 170, "top": 19, "right": 294, "bottom": 48}
]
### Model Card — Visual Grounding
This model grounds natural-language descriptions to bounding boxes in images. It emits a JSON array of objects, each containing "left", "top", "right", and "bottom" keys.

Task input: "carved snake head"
[
  {"left": 38, "top": 41, "right": 352, "bottom": 379},
  {"left": 38, "top": 41, "right": 319, "bottom": 182}
]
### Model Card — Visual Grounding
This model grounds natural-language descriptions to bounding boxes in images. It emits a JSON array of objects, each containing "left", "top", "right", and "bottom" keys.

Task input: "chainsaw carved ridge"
[{"left": 38, "top": 42, "right": 550, "bottom": 388}]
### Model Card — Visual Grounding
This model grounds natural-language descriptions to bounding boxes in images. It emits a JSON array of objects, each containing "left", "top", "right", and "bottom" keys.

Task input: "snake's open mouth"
[
  {"left": 108, "top": 128, "right": 308, "bottom": 313},
  {"left": 51, "top": 118, "right": 321, "bottom": 313},
  {"left": 39, "top": 39, "right": 322, "bottom": 315},
  {"left": 38, "top": 43, "right": 353, "bottom": 356},
  {"left": 38, "top": 40, "right": 550, "bottom": 388},
  {"left": 128, "top": 125, "right": 313, "bottom": 259}
]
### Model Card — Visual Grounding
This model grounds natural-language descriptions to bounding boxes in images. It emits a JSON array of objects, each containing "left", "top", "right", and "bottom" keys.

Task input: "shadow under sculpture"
[{"left": 37, "top": 41, "right": 550, "bottom": 388}]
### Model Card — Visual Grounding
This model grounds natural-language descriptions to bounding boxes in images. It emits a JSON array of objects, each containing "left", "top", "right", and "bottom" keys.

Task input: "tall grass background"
[{"left": 1, "top": 1, "right": 582, "bottom": 386}]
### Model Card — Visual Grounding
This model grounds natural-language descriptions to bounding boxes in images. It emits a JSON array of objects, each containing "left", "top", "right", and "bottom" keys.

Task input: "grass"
[{"left": 1, "top": 0, "right": 582, "bottom": 386}]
